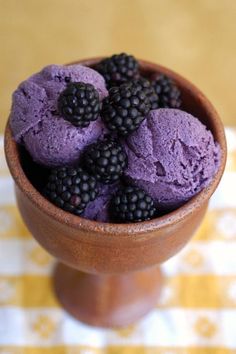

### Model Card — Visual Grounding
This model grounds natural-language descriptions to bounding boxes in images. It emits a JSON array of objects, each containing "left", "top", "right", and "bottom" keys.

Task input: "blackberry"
[
  {"left": 111, "top": 186, "right": 156, "bottom": 223},
  {"left": 131, "top": 77, "right": 159, "bottom": 109},
  {"left": 96, "top": 53, "right": 139, "bottom": 88},
  {"left": 83, "top": 137, "right": 127, "bottom": 184},
  {"left": 45, "top": 166, "right": 98, "bottom": 215},
  {"left": 58, "top": 82, "right": 100, "bottom": 128},
  {"left": 101, "top": 81, "right": 151, "bottom": 136},
  {"left": 151, "top": 74, "right": 181, "bottom": 108}
]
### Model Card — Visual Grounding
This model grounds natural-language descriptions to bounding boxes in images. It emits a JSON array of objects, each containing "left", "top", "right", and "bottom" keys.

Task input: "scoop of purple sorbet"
[
  {"left": 82, "top": 183, "right": 119, "bottom": 222},
  {"left": 123, "top": 109, "right": 221, "bottom": 210},
  {"left": 10, "top": 64, "right": 108, "bottom": 167}
]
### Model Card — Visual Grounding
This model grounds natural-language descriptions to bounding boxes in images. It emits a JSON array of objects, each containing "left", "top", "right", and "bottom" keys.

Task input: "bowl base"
[{"left": 54, "top": 263, "right": 163, "bottom": 328}]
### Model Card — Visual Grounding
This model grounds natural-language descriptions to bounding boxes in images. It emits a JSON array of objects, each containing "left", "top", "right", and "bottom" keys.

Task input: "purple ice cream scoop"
[
  {"left": 82, "top": 183, "right": 120, "bottom": 222},
  {"left": 10, "top": 64, "right": 108, "bottom": 167},
  {"left": 123, "top": 109, "right": 220, "bottom": 210}
]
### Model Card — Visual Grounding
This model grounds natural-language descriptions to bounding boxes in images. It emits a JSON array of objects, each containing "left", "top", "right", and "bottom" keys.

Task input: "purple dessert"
[
  {"left": 9, "top": 55, "right": 221, "bottom": 223},
  {"left": 10, "top": 64, "right": 108, "bottom": 167},
  {"left": 123, "top": 108, "right": 220, "bottom": 210},
  {"left": 83, "top": 184, "right": 120, "bottom": 222}
]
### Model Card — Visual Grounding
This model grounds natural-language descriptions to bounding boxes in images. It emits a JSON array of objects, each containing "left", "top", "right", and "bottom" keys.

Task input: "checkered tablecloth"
[{"left": 1, "top": 128, "right": 236, "bottom": 354}]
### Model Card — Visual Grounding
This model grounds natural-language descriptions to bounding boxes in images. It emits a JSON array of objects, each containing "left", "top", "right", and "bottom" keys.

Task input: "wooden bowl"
[{"left": 4, "top": 58, "right": 227, "bottom": 327}]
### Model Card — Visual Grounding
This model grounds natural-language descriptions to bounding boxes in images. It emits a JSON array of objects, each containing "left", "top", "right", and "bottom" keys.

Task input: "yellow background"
[{"left": 1, "top": 0, "right": 236, "bottom": 133}]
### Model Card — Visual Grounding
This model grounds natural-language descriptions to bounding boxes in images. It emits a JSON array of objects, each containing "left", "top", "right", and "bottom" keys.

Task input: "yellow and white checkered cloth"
[{"left": 1, "top": 128, "right": 236, "bottom": 354}]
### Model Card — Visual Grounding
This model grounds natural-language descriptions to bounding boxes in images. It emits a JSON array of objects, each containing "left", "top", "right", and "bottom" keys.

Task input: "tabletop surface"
[
  {"left": 0, "top": 127, "right": 236, "bottom": 353},
  {"left": 1, "top": 0, "right": 236, "bottom": 133}
]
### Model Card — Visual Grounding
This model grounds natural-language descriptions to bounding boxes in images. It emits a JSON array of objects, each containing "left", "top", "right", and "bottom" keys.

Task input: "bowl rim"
[{"left": 4, "top": 58, "right": 227, "bottom": 238}]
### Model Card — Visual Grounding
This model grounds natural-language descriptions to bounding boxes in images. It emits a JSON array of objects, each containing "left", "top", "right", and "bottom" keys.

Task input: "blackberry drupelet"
[
  {"left": 101, "top": 81, "right": 151, "bottom": 136},
  {"left": 58, "top": 82, "right": 100, "bottom": 127},
  {"left": 83, "top": 137, "right": 127, "bottom": 184},
  {"left": 96, "top": 53, "right": 139, "bottom": 88},
  {"left": 131, "top": 77, "right": 159, "bottom": 109},
  {"left": 151, "top": 74, "right": 182, "bottom": 108},
  {"left": 45, "top": 166, "right": 98, "bottom": 215},
  {"left": 111, "top": 186, "right": 156, "bottom": 222}
]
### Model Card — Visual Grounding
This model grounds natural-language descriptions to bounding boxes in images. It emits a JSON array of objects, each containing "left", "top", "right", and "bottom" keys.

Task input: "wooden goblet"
[{"left": 4, "top": 59, "right": 227, "bottom": 328}]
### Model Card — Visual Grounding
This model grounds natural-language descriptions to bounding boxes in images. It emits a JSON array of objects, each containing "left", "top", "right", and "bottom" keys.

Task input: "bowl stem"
[{"left": 54, "top": 263, "right": 163, "bottom": 328}]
